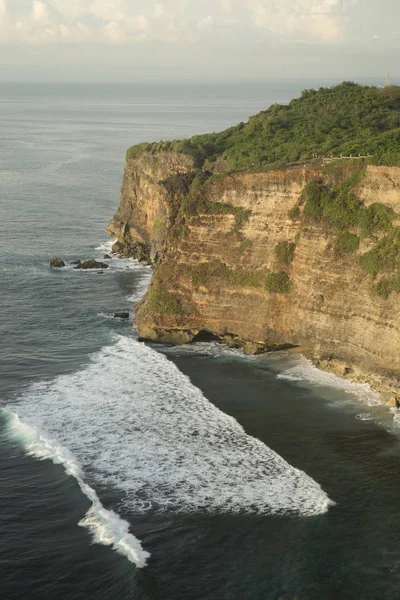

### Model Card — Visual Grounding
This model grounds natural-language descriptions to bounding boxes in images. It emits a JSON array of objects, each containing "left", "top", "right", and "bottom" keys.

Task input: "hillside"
[{"left": 126, "top": 82, "right": 400, "bottom": 171}]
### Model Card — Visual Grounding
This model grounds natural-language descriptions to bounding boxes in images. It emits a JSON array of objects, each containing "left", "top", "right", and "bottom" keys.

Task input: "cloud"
[
  {"left": 197, "top": 15, "right": 214, "bottom": 30},
  {"left": 248, "top": 0, "right": 350, "bottom": 42},
  {"left": 0, "top": 0, "right": 355, "bottom": 45}
]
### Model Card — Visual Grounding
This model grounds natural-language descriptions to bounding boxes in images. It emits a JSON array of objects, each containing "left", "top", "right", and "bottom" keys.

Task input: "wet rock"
[
  {"left": 114, "top": 311, "right": 129, "bottom": 319},
  {"left": 50, "top": 258, "right": 65, "bottom": 268},
  {"left": 103, "top": 254, "right": 111, "bottom": 259},
  {"left": 111, "top": 239, "right": 151, "bottom": 263},
  {"left": 242, "top": 341, "right": 267, "bottom": 355},
  {"left": 74, "top": 259, "right": 109, "bottom": 270},
  {"left": 112, "top": 241, "right": 125, "bottom": 254}
]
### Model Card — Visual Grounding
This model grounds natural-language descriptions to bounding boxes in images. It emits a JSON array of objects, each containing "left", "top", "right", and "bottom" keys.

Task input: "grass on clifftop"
[{"left": 126, "top": 82, "right": 400, "bottom": 171}]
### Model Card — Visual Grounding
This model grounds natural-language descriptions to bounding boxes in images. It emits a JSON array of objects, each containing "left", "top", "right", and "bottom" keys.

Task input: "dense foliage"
[
  {"left": 127, "top": 82, "right": 400, "bottom": 171},
  {"left": 302, "top": 179, "right": 394, "bottom": 234}
]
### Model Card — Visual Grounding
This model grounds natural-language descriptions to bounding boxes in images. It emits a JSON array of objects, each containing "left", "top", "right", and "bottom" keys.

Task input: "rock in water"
[
  {"left": 50, "top": 258, "right": 65, "bottom": 268},
  {"left": 111, "top": 240, "right": 151, "bottom": 263},
  {"left": 74, "top": 259, "right": 109, "bottom": 270},
  {"left": 103, "top": 254, "right": 111, "bottom": 259},
  {"left": 114, "top": 311, "right": 130, "bottom": 319},
  {"left": 111, "top": 241, "right": 125, "bottom": 254}
]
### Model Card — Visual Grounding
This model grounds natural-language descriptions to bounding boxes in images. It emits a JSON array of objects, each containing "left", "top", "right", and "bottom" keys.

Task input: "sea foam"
[
  {"left": 4, "top": 411, "right": 150, "bottom": 568},
  {"left": 277, "top": 356, "right": 381, "bottom": 406},
  {"left": 6, "top": 336, "right": 332, "bottom": 535}
]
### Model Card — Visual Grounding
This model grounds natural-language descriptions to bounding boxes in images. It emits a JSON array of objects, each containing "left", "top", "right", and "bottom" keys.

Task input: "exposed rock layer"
[{"left": 108, "top": 153, "right": 400, "bottom": 402}]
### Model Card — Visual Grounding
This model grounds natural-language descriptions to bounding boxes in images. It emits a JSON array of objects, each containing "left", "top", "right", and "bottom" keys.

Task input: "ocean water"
[{"left": 2, "top": 82, "right": 400, "bottom": 599}]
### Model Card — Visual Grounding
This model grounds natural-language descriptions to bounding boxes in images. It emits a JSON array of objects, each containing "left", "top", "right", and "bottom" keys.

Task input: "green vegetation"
[
  {"left": 275, "top": 241, "right": 296, "bottom": 265},
  {"left": 302, "top": 180, "right": 394, "bottom": 233},
  {"left": 335, "top": 232, "right": 360, "bottom": 253},
  {"left": 147, "top": 289, "right": 181, "bottom": 315},
  {"left": 171, "top": 224, "right": 187, "bottom": 238},
  {"left": 127, "top": 83, "right": 400, "bottom": 170},
  {"left": 375, "top": 275, "right": 400, "bottom": 299},
  {"left": 190, "top": 261, "right": 291, "bottom": 293},
  {"left": 301, "top": 174, "right": 400, "bottom": 297},
  {"left": 288, "top": 205, "right": 301, "bottom": 220},
  {"left": 360, "top": 233, "right": 400, "bottom": 277},
  {"left": 265, "top": 272, "right": 291, "bottom": 294}
]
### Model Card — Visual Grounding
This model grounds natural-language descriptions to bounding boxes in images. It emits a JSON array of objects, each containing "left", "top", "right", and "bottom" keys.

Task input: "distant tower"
[{"left": 385, "top": 72, "right": 391, "bottom": 87}]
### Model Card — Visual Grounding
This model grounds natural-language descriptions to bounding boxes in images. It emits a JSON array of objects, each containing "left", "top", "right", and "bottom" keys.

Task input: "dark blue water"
[{"left": 2, "top": 82, "right": 400, "bottom": 600}]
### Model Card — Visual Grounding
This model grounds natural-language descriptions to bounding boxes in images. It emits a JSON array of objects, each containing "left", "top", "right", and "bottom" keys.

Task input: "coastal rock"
[
  {"left": 114, "top": 311, "right": 130, "bottom": 319},
  {"left": 74, "top": 259, "right": 109, "bottom": 270},
  {"left": 50, "top": 258, "right": 65, "bottom": 268},
  {"left": 111, "top": 239, "right": 150, "bottom": 263},
  {"left": 103, "top": 254, "right": 111, "bottom": 259},
  {"left": 112, "top": 241, "right": 125, "bottom": 254}
]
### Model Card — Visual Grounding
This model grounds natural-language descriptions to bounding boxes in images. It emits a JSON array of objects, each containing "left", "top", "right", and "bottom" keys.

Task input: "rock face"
[
  {"left": 50, "top": 258, "right": 65, "bottom": 268},
  {"left": 108, "top": 152, "right": 400, "bottom": 399},
  {"left": 107, "top": 151, "right": 195, "bottom": 263},
  {"left": 74, "top": 259, "right": 109, "bottom": 270}
]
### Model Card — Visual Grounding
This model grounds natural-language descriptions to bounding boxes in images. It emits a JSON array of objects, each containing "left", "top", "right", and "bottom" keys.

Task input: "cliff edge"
[{"left": 108, "top": 83, "right": 400, "bottom": 403}]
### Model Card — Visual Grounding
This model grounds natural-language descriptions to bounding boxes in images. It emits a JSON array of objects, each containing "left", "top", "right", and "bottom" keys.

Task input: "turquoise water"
[{"left": 1, "top": 82, "right": 400, "bottom": 599}]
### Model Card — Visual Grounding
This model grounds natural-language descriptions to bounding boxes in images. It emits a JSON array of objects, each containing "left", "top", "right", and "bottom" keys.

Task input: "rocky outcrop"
[
  {"left": 74, "top": 259, "right": 108, "bottom": 270},
  {"left": 107, "top": 152, "right": 195, "bottom": 262},
  {"left": 50, "top": 258, "right": 65, "bottom": 268},
  {"left": 108, "top": 153, "right": 400, "bottom": 402}
]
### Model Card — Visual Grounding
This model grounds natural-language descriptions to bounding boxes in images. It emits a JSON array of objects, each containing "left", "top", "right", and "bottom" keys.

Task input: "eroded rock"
[
  {"left": 50, "top": 258, "right": 65, "bottom": 268},
  {"left": 74, "top": 259, "right": 109, "bottom": 270}
]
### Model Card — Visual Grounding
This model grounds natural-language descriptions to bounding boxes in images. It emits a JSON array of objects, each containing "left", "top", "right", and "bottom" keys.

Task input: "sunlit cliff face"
[{"left": 108, "top": 153, "right": 400, "bottom": 401}]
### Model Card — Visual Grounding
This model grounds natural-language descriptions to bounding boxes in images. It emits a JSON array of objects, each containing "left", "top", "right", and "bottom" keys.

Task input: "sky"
[{"left": 0, "top": 0, "right": 398, "bottom": 82}]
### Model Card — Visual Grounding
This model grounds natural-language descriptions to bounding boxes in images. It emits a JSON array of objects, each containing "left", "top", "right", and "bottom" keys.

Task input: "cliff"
[{"left": 108, "top": 153, "right": 400, "bottom": 403}]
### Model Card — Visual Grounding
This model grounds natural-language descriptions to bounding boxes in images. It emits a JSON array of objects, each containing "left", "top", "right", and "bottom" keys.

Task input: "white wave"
[
  {"left": 6, "top": 336, "right": 332, "bottom": 527},
  {"left": 277, "top": 356, "right": 381, "bottom": 405},
  {"left": 95, "top": 239, "right": 115, "bottom": 254},
  {"left": 355, "top": 413, "right": 374, "bottom": 421},
  {"left": 126, "top": 271, "right": 153, "bottom": 303},
  {"left": 62, "top": 257, "right": 151, "bottom": 274},
  {"left": 97, "top": 312, "right": 131, "bottom": 321},
  {"left": 3, "top": 411, "right": 150, "bottom": 568}
]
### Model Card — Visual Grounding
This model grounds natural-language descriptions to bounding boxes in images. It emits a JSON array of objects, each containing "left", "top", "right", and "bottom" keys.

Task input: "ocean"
[{"left": 2, "top": 81, "right": 400, "bottom": 600}]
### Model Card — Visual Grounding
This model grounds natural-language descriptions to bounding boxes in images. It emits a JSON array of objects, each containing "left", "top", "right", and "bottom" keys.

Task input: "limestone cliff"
[{"left": 108, "top": 153, "right": 400, "bottom": 403}]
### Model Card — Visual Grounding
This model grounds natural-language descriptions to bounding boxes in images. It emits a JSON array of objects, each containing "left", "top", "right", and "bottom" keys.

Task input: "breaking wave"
[
  {"left": 4, "top": 410, "right": 150, "bottom": 568},
  {"left": 277, "top": 356, "right": 381, "bottom": 406},
  {"left": 4, "top": 336, "right": 332, "bottom": 566}
]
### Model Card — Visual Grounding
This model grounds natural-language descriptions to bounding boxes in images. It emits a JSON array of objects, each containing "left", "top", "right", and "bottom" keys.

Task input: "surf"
[{"left": 4, "top": 335, "right": 333, "bottom": 567}]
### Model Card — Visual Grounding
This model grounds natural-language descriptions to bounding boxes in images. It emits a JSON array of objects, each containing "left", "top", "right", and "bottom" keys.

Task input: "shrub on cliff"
[
  {"left": 302, "top": 180, "right": 394, "bottom": 234},
  {"left": 147, "top": 289, "right": 181, "bottom": 315},
  {"left": 360, "top": 231, "right": 400, "bottom": 277},
  {"left": 335, "top": 232, "right": 360, "bottom": 254},
  {"left": 375, "top": 276, "right": 400, "bottom": 299},
  {"left": 265, "top": 272, "right": 291, "bottom": 293},
  {"left": 275, "top": 241, "right": 296, "bottom": 265}
]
